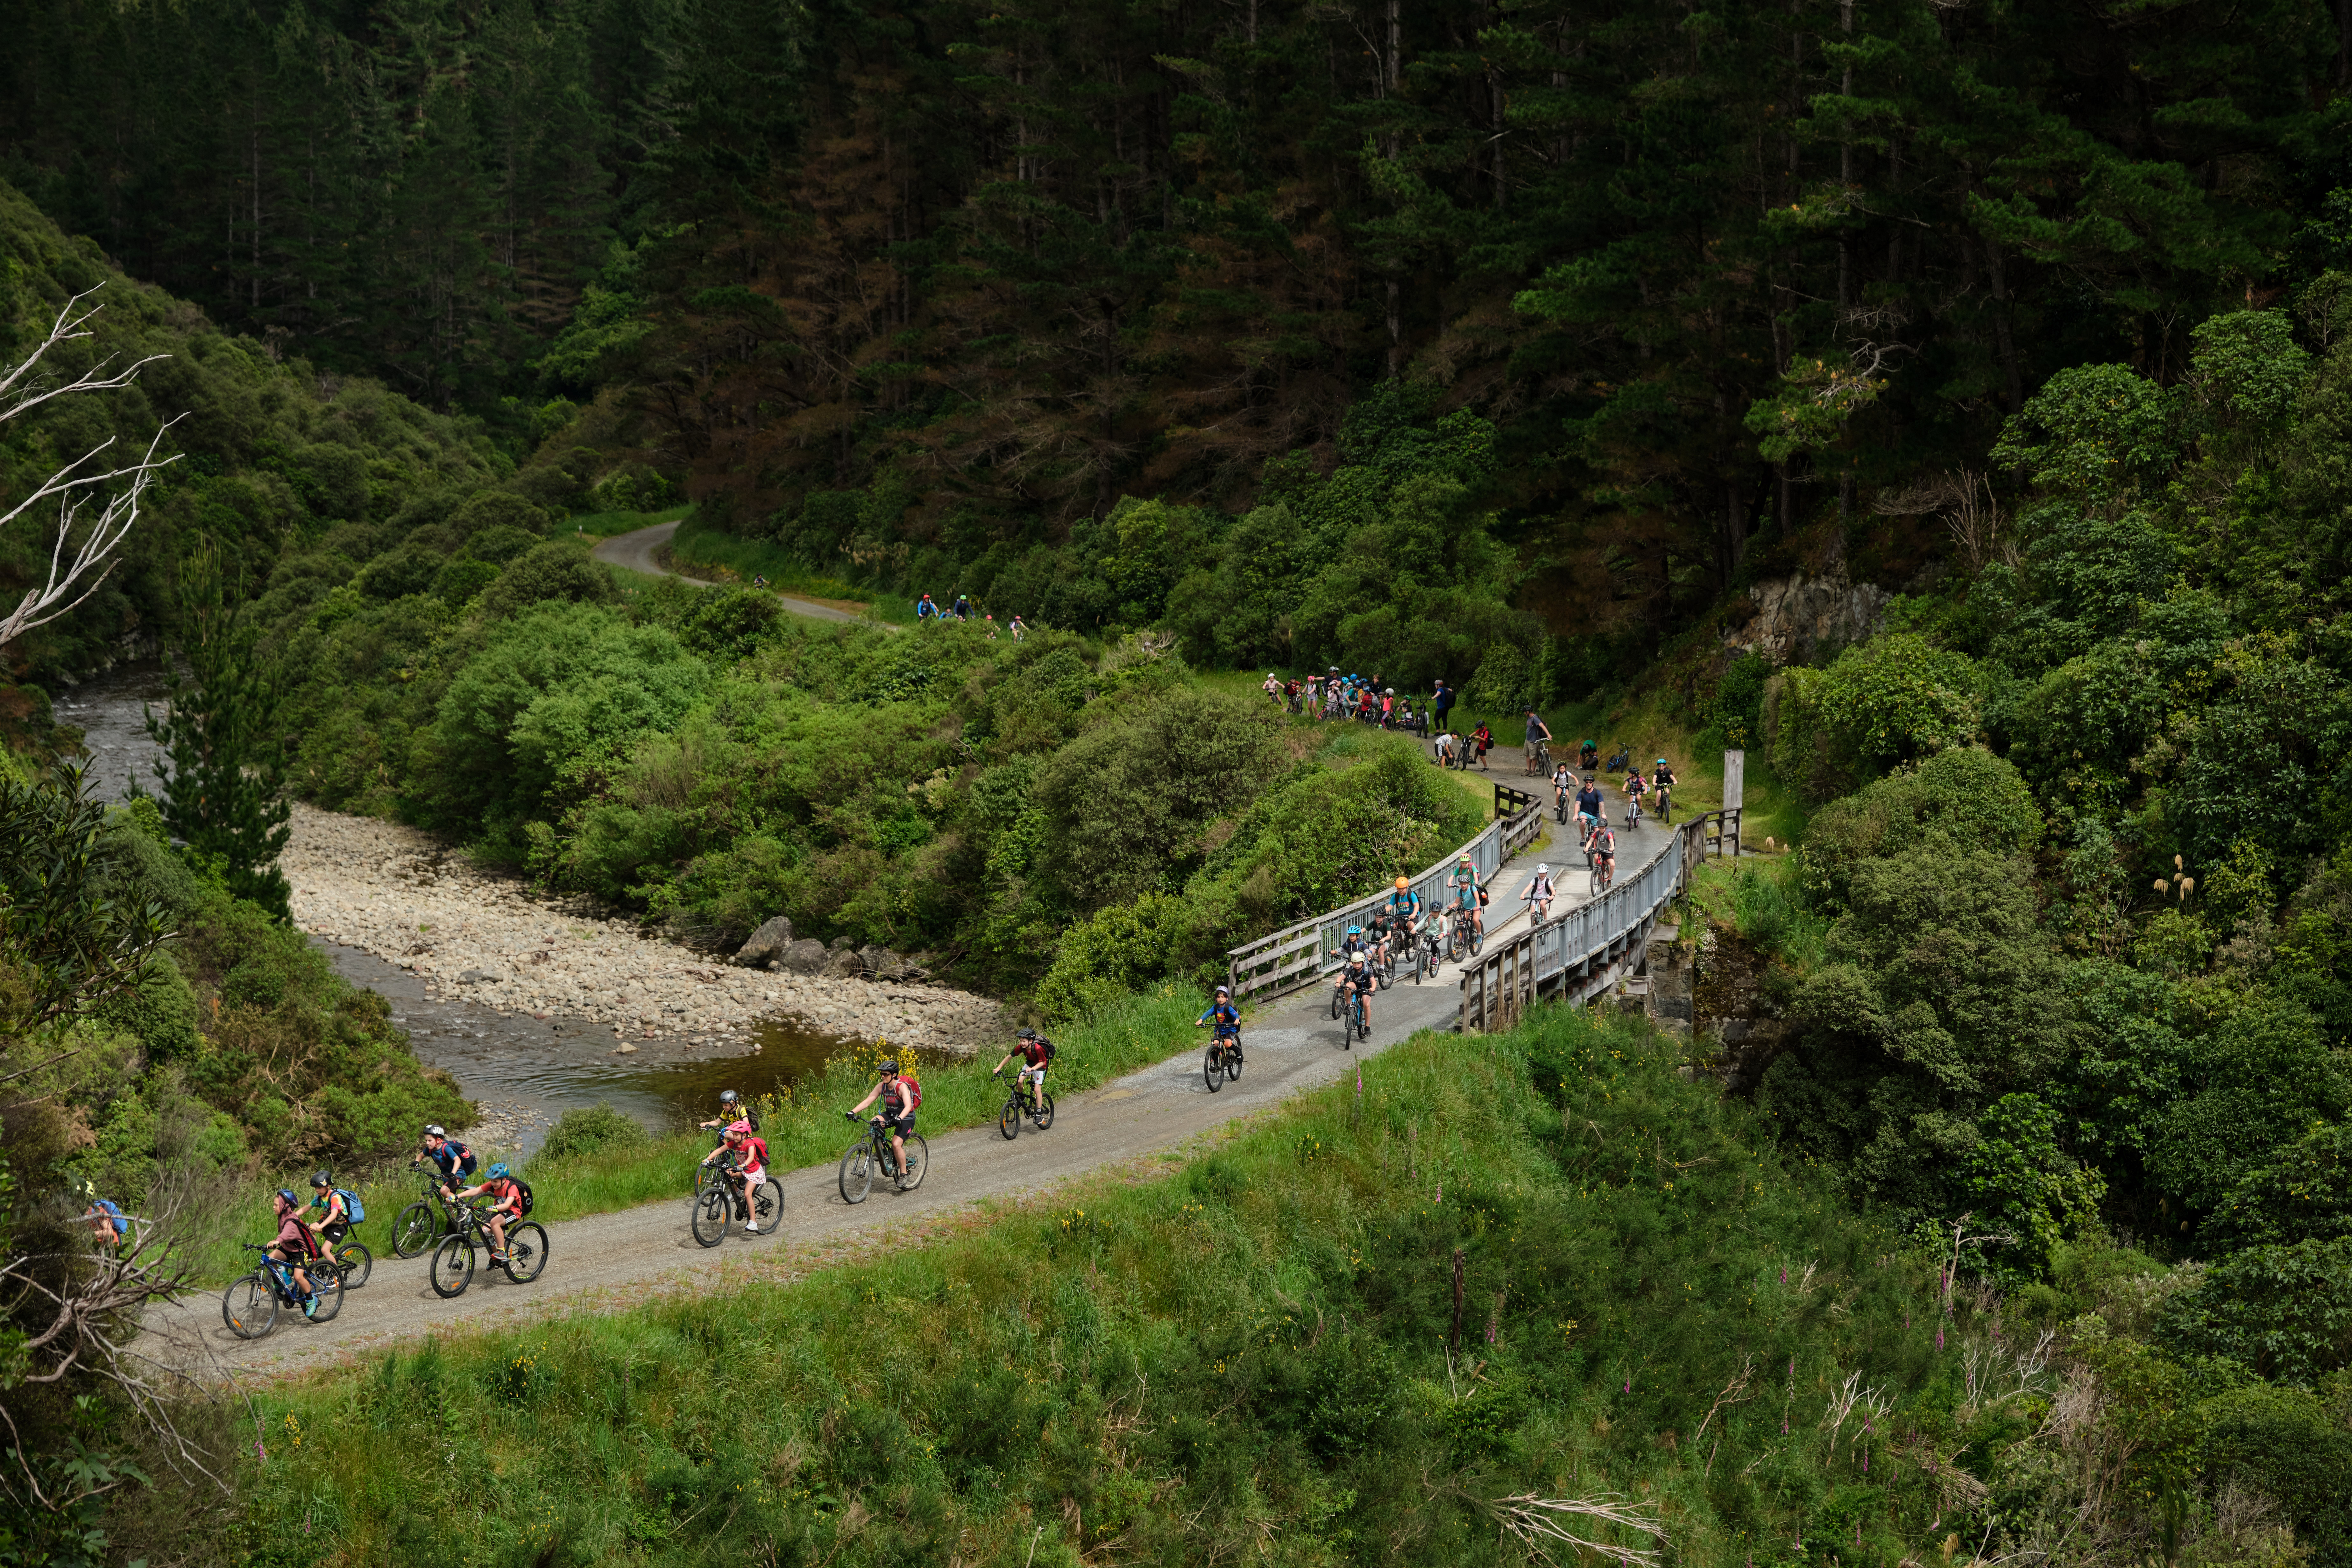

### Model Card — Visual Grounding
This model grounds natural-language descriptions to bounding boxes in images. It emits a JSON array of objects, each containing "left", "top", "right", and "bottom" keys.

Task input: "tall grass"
[
  {"left": 665, "top": 514, "right": 910, "bottom": 620},
  {"left": 565, "top": 503, "right": 693, "bottom": 539},
  {"left": 173, "top": 985, "right": 1211, "bottom": 1284},
  {"left": 166, "top": 1004, "right": 2007, "bottom": 1568}
]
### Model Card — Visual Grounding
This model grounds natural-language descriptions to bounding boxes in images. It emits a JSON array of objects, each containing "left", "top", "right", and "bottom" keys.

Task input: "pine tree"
[{"left": 140, "top": 539, "right": 293, "bottom": 920}]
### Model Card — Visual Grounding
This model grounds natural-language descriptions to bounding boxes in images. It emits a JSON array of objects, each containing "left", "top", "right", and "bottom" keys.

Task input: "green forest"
[{"left": 5, "top": 0, "right": 2352, "bottom": 1558}]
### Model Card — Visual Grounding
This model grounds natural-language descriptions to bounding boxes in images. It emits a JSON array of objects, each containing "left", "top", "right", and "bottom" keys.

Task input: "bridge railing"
[
  {"left": 1457, "top": 809, "right": 1740, "bottom": 1032},
  {"left": 1223, "top": 783, "right": 1544, "bottom": 1003}
]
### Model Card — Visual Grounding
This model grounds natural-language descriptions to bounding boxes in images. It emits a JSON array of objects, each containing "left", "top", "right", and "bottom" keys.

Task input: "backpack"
[
  {"left": 335, "top": 1187, "right": 365, "bottom": 1224},
  {"left": 1041, "top": 1038, "right": 1057, "bottom": 1062},
  {"left": 899, "top": 1076, "right": 922, "bottom": 1112},
  {"left": 511, "top": 1179, "right": 534, "bottom": 1217}
]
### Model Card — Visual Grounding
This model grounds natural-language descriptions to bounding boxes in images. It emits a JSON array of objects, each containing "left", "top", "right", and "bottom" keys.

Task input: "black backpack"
[
  {"left": 1041, "top": 1037, "right": 1057, "bottom": 1061},
  {"left": 512, "top": 1179, "right": 534, "bottom": 1217}
]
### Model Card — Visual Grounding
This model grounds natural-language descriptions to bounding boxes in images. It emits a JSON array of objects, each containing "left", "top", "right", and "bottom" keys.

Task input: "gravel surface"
[{"left": 284, "top": 804, "right": 1006, "bottom": 1054}]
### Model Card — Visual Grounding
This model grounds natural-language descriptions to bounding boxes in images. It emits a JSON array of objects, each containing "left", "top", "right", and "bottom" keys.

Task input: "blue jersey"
[{"left": 1202, "top": 1002, "right": 1241, "bottom": 1035}]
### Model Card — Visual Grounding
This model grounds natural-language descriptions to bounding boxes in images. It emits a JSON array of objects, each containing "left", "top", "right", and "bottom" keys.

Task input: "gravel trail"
[
  {"left": 592, "top": 519, "right": 867, "bottom": 623},
  {"left": 152, "top": 811, "right": 1675, "bottom": 1380}
]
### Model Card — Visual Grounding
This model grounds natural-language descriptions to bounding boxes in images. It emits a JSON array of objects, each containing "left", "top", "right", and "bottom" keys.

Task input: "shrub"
[
  {"left": 1801, "top": 746, "right": 2042, "bottom": 908},
  {"left": 481, "top": 540, "right": 614, "bottom": 619},
  {"left": 2159, "top": 1238, "right": 2352, "bottom": 1387},
  {"left": 1035, "top": 893, "right": 1193, "bottom": 1023},
  {"left": 538, "top": 1103, "right": 652, "bottom": 1161}
]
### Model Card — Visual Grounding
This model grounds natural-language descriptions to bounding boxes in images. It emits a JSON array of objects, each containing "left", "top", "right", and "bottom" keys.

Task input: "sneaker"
[
  {"left": 490, "top": 1252, "right": 510, "bottom": 1265},
  {"left": 300, "top": 1295, "right": 318, "bottom": 1318},
  {"left": 743, "top": 1223, "right": 761, "bottom": 1234}
]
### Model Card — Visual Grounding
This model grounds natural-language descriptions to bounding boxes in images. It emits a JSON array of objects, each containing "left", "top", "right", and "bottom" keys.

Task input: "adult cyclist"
[
  {"left": 1196, "top": 987, "right": 1243, "bottom": 1063},
  {"left": 452, "top": 1163, "right": 528, "bottom": 1263},
  {"left": 1523, "top": 709, "right": 1553, "bottom": 773},
  {"left": 1651, "top": 757, "right": 1677, "bottom": 822},
  {"left": 847, "top": 1062, "right": 919, "bottom": 1177},
  {"left": 993, "top": 1028, "right": 1057, "bottom": 1108},
  {"left": 1575, "top": 776, "right": 1606, "bottom": 844}
]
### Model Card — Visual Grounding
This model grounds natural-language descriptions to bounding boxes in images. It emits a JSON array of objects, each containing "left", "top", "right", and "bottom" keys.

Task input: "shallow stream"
[{"left": 56, "top": 662, "right": 853, "bottom": 1154}]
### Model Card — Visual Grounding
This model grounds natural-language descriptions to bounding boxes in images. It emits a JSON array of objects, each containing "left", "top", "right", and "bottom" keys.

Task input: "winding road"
[
  {"left": 591, "top": 519, "right": 868, "bottom": 623},
  {"left": 149, "top": 801, "right": 1671, "bottom": 1381}
]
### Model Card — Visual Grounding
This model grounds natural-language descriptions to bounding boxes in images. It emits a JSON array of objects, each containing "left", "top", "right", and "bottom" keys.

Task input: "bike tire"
[
  {"left": 839, "top": 1142, "right": 873, "bottom": 1204},
  {"left": 1468, "top": 927, "right": 1484, "bottom": 957},
  {"left": 999, "top": 1096, "right": 1022, "bottom": 1139},
  {"left": 333, "top": 1240, "right": 372, "bottom": 1290},
  {"left": 750, "top": 1181, "right": 781, "bottom": 1230},
  {"left": 1329, "top": 985, "right": 1343, "bottom": 1020},
  {"left": 222, "top": 1275, "right": 276, "bottom": 1341},
  {"left": 1222, "top": 1045, "right": 1241, "bottom": 1083},
  {"left": 897, "top": 1135, "right": 928, "bottom": 1191},
  {"left": 307, "top": 1261, "right": 346, "bottom": 1323},
  {"left": 429, "top": 1235, "right": 475, "bottom": 1299},
  {"left": 691, "top": 1186, "right": 732, "bottom": 1247},
  {"left": 391, "top": 1201, "right": 438, "bottom": 1259},
  {"left": 505, "top": 1223, "right": 549, "bottom": 1283},
  {"left": 1204, "top": 1044, "right": 1225, "bottom": 1091},
  {"left": 1034, "top": 1092, "right": 1057, "bottom": 1128},
  {"left": 1446, "top": 928, "right": 1465, "bottom": 963}
]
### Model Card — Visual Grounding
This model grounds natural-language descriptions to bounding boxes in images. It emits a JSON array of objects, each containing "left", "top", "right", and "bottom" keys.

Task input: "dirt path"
[
  {"left": 592, "top": 520, "right": 867, "bottom": 624},
  {"left": 149, "top": 810, "right": 1671, "bottom": 1380}
]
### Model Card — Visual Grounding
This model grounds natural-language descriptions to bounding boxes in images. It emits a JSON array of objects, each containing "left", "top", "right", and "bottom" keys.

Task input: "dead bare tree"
[
  {"left": 1872, "top": 468, "right": 2012, "bottom": 574},
  {"left": 0, "top": 286, "right": 181, "bottom": 647},
  {"left": 1490, "top": 1493, "right": 1668, "bottom": 1568}
]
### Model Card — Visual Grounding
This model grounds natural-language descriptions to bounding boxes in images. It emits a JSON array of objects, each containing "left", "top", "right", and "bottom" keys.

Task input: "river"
[{"left": 54, "top": 661, "right": 861, "bottom": 1155}]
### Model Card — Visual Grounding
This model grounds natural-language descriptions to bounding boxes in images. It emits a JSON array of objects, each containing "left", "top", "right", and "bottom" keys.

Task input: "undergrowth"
[{"left": 164, "top": 1006, "right": 2019, "bottom": 1568}]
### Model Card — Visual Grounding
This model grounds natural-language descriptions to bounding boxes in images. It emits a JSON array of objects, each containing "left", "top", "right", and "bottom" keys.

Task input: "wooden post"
[{"left": 1722, "top": 749, "right": 1744, "bottom": 861}]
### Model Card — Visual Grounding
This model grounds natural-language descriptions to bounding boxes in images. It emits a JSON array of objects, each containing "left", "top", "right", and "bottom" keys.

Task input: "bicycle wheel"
[
  {"left": 1468, "top": 925, "right": 1484, "bottom": 957},
  {"left": 429, "top": 1235, "right": 475, "bottom": 1298},
  {"left": 332, "top": 1240, "right": 372, "bottom": 1290},
  {"left": 1348, "top": 993, "right": 1365, "bottom": 1044},
  {"left": 222, "top": 1275, "right": 277, "bottom": 1340},
  {"left": 1034, "top": 1091, "right": 1057, "bottom": 1127},
  {"left": 1446, "top": 925, "right": 1465, "bottom": 963},
  {"left": 896, "top": 1134, "right": 928, "bottom": 1191},
  {"left": 306, "top": 1261, "right": 345, "bottom": 1323},
  {"left": 749, "top": 1181, "right": 780, "bottom": 1231},
  {"left": 690, "top": 1186, "right": 732, "bottom": 1247},
  {"left": 1204, "top": 1045, "right": 1224, "bottom": 1092},
  {"left": 391, "top": 1201, "right": 438, "bottom": 1259},
  {"left": 1328, "top": 983, "right": 1343, "bottom": 1020},
  {"left": 504, "top": 1223, "right": 549, "bottom": 1283},
  {"left": 839, "top": 1141, "right": 873, "bottom": 1204},
  {"left": 999, "top": 1095, "right": 1021, "bottom": 1140},
  {"left": 1222, "top": 1044, "right": 1241, "bottom": 1083}
]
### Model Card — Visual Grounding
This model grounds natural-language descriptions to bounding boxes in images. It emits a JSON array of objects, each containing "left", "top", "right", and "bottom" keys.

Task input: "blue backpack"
[{"left": 335, "top": 1188, "right": 365, "bottom": 1223}]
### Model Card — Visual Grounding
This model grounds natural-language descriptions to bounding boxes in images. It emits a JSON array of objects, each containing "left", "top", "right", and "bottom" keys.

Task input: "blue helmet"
[
  {"left": 486, "top": 1163, "right": 511, "bottom": 1180},
  {"left": 1345, "top": 924, "right": 1362, "bottom": 936},
  {"left": 274, "top": 1188, "right": 298, "bottom": 1208}
]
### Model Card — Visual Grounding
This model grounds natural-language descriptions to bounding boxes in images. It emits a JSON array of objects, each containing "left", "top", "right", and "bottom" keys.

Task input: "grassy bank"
[
  {"left": 666, "top": 513, "right": 905, "bottom": 619},
  {"left": 179, "top": 985, "right": 1211, "bottom": 1284},
  {"left": 162, "top": 1005, "right": 2007, "bottom": 1568}
]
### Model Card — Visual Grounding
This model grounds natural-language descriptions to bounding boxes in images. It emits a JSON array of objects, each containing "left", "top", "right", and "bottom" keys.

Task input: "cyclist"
[
  {"left": 1196, "top": 987, "right": 1243, "bottom": 1063},
  {"left": 1522, "top": 863, "right": 1559, "bottom": 925},
  {"left": 1385, "top": 875, "right": 1423, "bottom": 949},
  {"left": 1264, "top": 671, "right": 1283, "bottom": 704},
  {"left": 1338, "top": 950, "right": 1378, "bottom": 1044},
  {"left": 1381, "top": 688, "right": 1396, "bottom": 727},
  {"left": 953, "top": 592, "right": 971, "bottom": 621},
  {"left": 1579, "top": 738, "right": 1599, "bottom": 771},
  {"left": 847, "top": 1062, "right": 920, "bottom": 1177},
  {"left": 1523, "top": 710, "right": 1552, "bottom": 773},
  {"left": 1551, "top": 760, "right": 1576, "bottom": 814},
  {"left": 1009, "top": 613, "right": 1026, "bottom": 641},
  {"left": 1575, "top": 776, "right": 1605, "bottom": 839},
  {"left": 305, "top": 1171, "right": 353, "bottom": 1249},
  {"left": 1470, "top": 721, "right": 1493, "bottom": 769},
  {"left": 79, "top": 1184, "right": 129, "bottom": 1253},
  {"left": 698, "top": 1088, "right": 759, "bottom": 1135},
  {"left": 452, "top": 1163, "right": 528, "bottom": 1262},
  {"left": 1364, "top": 903, "right": 1395, "bottom": 965},
  {"left": 1651, "top": 757, "right": 1676, "bottom": 821},
  {"left": 700, "top": 1121, "right": 771, "bottom": 1231},
  {"left": 916, "top": 592, "right": 938, "bottom": 621},
  {"left": 993, "top": 1027, "right": 1056, "bottom": 1108},
  {"left": 266, "top": 1188, "right": 326, "bottom": 1315},
  {"left": 1590, "top": 823, "right": 1618, "bottom": 888},
  {"left": 412, "top": 1125, "right": 478, "bottom": 1200},
  {"left": 1623, "top": 766, "right": 1647, "bottom": 826},
  {"left": 1449, "top": 852, "right": 1485, "bottom": 938}
]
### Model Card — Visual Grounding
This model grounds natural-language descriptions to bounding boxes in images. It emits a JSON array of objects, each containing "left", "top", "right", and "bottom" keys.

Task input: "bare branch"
[
  {"left": 1490, "top": 1494, "right": 1668, "bottom": 1568},
  {"left": 0, "top": 286, "right": 180, "bottom": 649}
]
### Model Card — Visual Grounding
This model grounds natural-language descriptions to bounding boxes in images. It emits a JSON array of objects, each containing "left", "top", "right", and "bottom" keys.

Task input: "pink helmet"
[{"left": 727, "top": 1119, "right": 753, "bottom": 1136}]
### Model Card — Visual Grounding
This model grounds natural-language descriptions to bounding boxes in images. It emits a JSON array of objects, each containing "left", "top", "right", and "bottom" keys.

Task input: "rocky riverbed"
[{"left": 284, "top": 804, "right": 1007, "bottom": 1055}]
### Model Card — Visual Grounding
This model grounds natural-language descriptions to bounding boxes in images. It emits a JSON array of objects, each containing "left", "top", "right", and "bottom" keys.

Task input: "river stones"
[{"left": 733, "top": 915, "right": 795, "bottom": 967}]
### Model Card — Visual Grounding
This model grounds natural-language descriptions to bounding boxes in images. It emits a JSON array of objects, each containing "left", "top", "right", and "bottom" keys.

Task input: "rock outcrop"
[{"left": 1720, "top": 570, "right": 1891, "bottom": 665}]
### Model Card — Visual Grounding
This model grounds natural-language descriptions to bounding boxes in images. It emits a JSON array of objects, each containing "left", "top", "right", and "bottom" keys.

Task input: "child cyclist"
[
  {"left": 1196, "top": 986, "right": 1243, "bottom": 1063},
  {"left": 699, "top": 1121, "right": 771, "bottom": 1231},
  {"left": 452, "top": 1163, "right": 529, "bottom": 1261},
  {"left": 993, "top": 1028, "right": 1056, "bottom": 1109},
  {"left": 265, "top": 1188, "right": 326, "bottom": 1315}
]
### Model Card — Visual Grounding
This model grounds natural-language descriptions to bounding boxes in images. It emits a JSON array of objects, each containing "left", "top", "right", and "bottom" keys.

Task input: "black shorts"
[
  {"left": 882, "top": 1113, "right": 917, "bottom": 1137},
  {"left": 1346, "top": 974, "right": 1378, "bottom": 993},
  {"left": 321, "top": 1219, "right": 350, "bottom": 1246}
]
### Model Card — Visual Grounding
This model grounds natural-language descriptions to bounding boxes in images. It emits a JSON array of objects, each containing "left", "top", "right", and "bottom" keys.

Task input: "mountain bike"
[
  {"left": 1654, "top": 785, "right": 1673, "bottom": 824},
  {"left": 838, "top": 1115, "right": 927, "bottom": 1204},
  {"left": 1202, "top": 1029, "right": 1241, "bottom": 1091},
  {"left": 429, "top": 1202, "right": 549, "bottom": 1298},
  {"left": 1412, "top": 919, "right": 1442, "bottom": 982},
  {"left": 1589, "top": 857, "right": 1616, "bottom": 896},
  {"left": 328, "top": 1234, "right": 372, "bottom": 1289},
  {"left": 1345, "top": 985, "right": 1371, "bottom": 1045},
  {"left": 221, "top": 1243, "right": 343, "bottom": 1340},
  {"left": 1625, "top": 791, "right": 1643, "bottom": 830},
  {"left": 995, "top": 1071, "right": 1057, "bottom": 1135},
  {"left": 691, "top": 1151, "right": 780, "bottom": 1247},
  {"left": 1443, "top": 905, "right": 1484, "bottom": 963},
  {"left": 391, "top": 1173, "right": 467, "bottom": 1259}
]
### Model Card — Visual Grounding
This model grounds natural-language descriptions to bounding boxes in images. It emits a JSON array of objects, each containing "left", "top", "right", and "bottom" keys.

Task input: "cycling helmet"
[
  {"left": 1345, "top": 924, "right": 1362, "bottom": 936},
  {"left": 425, "top": 1124, "right": 446, "bottom": 1139},
  {"left": 1385, "top": 688, "right": 1394, "bottom": 696},
  {"left": 1215, "top": 984, "right": 1231, "bottom": 997},
  {"left": 726, "top": 1119, "right": 752, "bottom": 1136},
  {"left": 309, "top": 1170, "right": 332, "bottom": 1189},
  {"left": 879, "top": 1060, "right": 900, "bottom": 1077},
  {"left": 1017, "top": 1027, "right": 1038, "bottom": 1040},
  {"left": 1395, "top": 876, "right": 1410, "bottom": 890},
  {"left": 486, "top": 1163, "right": 510, "bottom": 1180},
  {"left": 1537, "top": 864, "right": 1550, "bottom": 874},
  {"left": 1657, "top": 757, "right": 1668, "bottom": 766},
  {"left": 274, "top": 1188, "right": 298, "bottom": 1208},
  {"left": 719, "top": 1089, "right": 740, "bottom": 1105}
]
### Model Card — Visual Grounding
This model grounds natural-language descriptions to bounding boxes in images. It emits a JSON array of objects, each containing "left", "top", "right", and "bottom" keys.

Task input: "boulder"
[
  {"left": 734, "top": 915, "right": 796, "bottom": 968},
  {"left": 779, "top": 938, "right": 830, "bottom": 974},
  {"left": 458, "top": 969, "right": 488, "bottom": 984},
  {"left": 828, "top": 936, "right": 856, "bottom": 951},
  {"left": 859, "top": 944, "right": 904, "bottom": 980},
  {"left": 821, "top": 947, "right": 868, "bottom": 979}
]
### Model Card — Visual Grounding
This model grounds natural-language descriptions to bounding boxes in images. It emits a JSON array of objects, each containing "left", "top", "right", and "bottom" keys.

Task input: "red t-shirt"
[
  {"left": 483, "top": 1177, "right": 523, "bottom": 1213},
  {"left": 736, "top": 1135, "right": 769, "bottom": 1170},
  {"left": 1017, "top": 1039, "right": 1050, "bottom": 1068}
]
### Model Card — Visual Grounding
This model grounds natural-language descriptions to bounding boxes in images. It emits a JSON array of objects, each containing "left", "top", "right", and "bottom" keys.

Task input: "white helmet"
[{"left": 1537, "top": 864, "right": 1550, "bottom": 874}]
